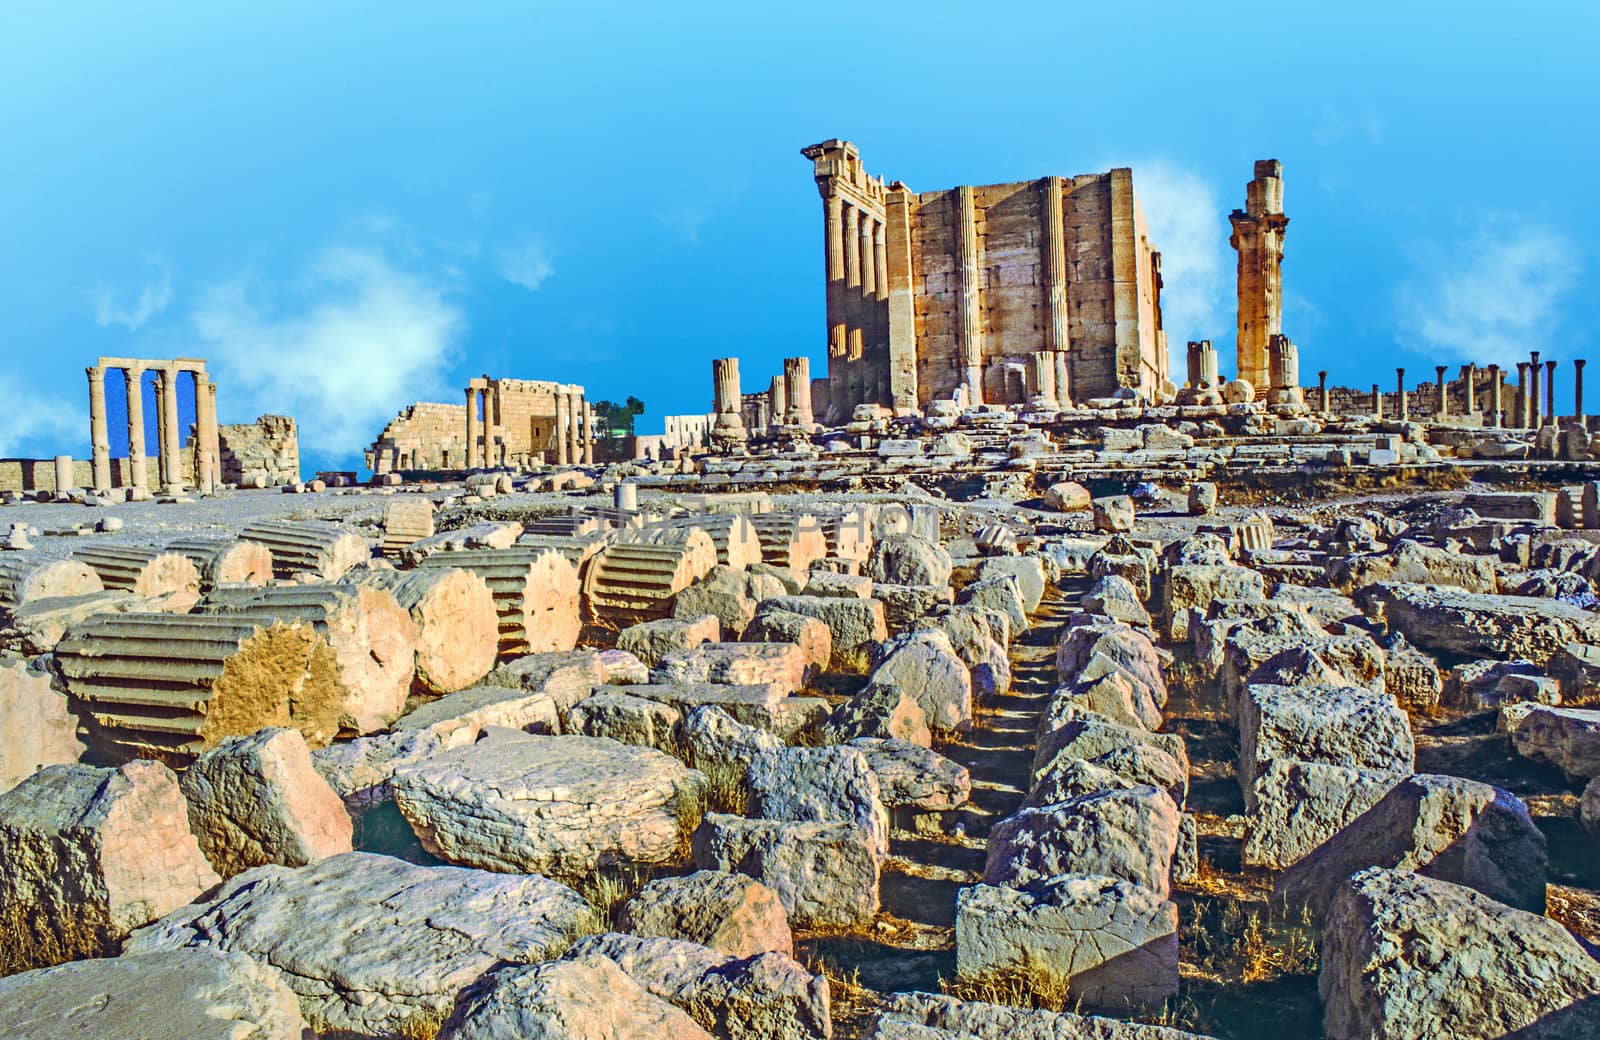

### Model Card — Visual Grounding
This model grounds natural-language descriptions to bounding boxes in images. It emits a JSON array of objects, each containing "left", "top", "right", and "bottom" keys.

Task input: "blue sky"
[{"left": 2, "top": 2, "right": 1595, "bottom": 474}]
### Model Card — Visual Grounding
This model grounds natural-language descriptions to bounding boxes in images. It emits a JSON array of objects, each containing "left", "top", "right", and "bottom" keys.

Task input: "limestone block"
[
  {"left": 126, "top": 852, "right": 593, "bottom": 1037},
  {"left": 1082, "top": 573, "right": 1152, "bottom": 628},
  {"left": 977, "top": 555, "right": 1047, "bottom": 613},
  {"left": 1161, "top": 565, "right": 1265, "bottom": 643},
  {"left": 956, "top": 876, "right": 1177, "bottom": 1011},
  {"left": 392, "top": 683, "right": 560, "bottom": 740},
  {"left": 566, "top": 691, "right": 682, "bottom": 751},
  {"left": 869, "top": 533, "right": 953, "bottom": 586},
  {"left": 487, "top": 648, "right": 606, "bottom": 717},
  {"left": 1188, "top": 482, "right": 1218, "bottom": 515},
  {"left": 564, "top": 932, "right": 831, "bottom": 1040},
  {"left": 821, "top": 680, "right": 933, "bottom": 747},
  {"left": 984, "top": 786, "right": 1180, "bottom": 897},
  {"left": 679, "top": 705, "right": 785, "bottom": 774},
  {"left": 1028, "top": 744, "right": 1187, "bottom": 811},
  {"left": 1326, "top": 540, "right": 1498, "bottom": 595},
  {"left": 847, "top": 737, "right": 970, "bottom": 810},
  {"left": 0, "top": 656, "right": 84, "bottom": 794},
  {"left": 392, "top": 733, "right": 707, "bottom": 875},
  {"left": 1238, "top": 684, "right": 1414, "bottom": 804},
  {"left": 1047, "top": 669, "right": 1161, "bottom": 732},
  {"left": 761, "top": 595, "right": 887, "bottom": 674},
  {"left": 1383, "top": 642, "right": 1444, "bottom": 710},
  {"left": 1276, "top": 773, "right": 1546, "bottom": 919},
  {"left": 1510, "top": 705, "right": 1600, "bottom": 780},
  {"left": 598, "top": 648, "right": 651, "bottom": 685},
  {"left": 873, "top": 582, "right": 955, "bottom": 634},
  {"left": 620, "top": 869, "right": 793, "bottom": 958},
  {"left": 1320, "top": 869, "right": 1600, "bottom": 1040},
  {"left": 438, "top": 954, "right": 714, "bottom": 1040},
  {"left": 956, "top": 575, "right": 1028, "bottom": 636},
  {"left": 654, "top": 640, "right": 807, "bottom": 695},
  {"left": 1092, "top": 495, "right": 1135, "bottom": 533},
  {"left": 1241, "top": 759, "right": 1404, "bottom": 870},
  {"left": 1056, "top": 622, "right": 1167, "bottom": 706},
  {"left": 0, "top": 760, "right": 221, "bottom": 972},
  {"left": 875, "top": 991, "right": 1213, "bottom": 1039},
  {"left": 610, "top": 681, "right": 789, "bottom": 733},
  {"left": 1032, "top": 708, "right": 1190, "bottom": 787},
  {"left": 0, "top": 948, "right": 308, "bottom": 1040},
  {"left": 744, "top": 608, "right": 832, "bottom": 677},
  {"left": 619, "top": 614, "right": 720, "bottom": 669},
  {"left": 691, "top": 813, "right": 880, "bottom": 928},
  {"left": 180, "top": 727, "right": 352, "bottom": 878},
  {"left": 1361, "top": 582, "right": 1600, "bottom": 666},
  {"left": 867, "top": 628, "right": 972, "bottom": 733},
  {"left": 673, "top": 565, "right": 760, "bottom": 637},
  {"left": 1043, "top": 481, "right": 1093, "bottom": 512},
  {"left": 748, "top": 745, "right": 890, "bottom": 862}
]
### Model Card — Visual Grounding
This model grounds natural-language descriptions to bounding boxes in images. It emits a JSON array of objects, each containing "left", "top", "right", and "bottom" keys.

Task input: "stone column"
[
  {"left": 1516, "top": 363, "right": 1531, "bottom": 428},
  {"left": 768, "top": 376, "right": 787, "bottom": 429},
  {"left": 843, "top": 203, "right": 863, "bottom": 366},
  {"left": 1229, "top": 160, "right": 1287, "bottom": 390},
  {"left": 712, "top": 358, "right": 746, "bottom": 446},
  {"left": 151, "top": 372, "right": 167, "bottom": 486},
  {"left": 54, "top": 455, "right": 73, "bottom": 493},
  {"left": 465, "top": 387, "right": 480, "bottom": 470},
  {"left": 1053, "top": 352, "right": 1072, "bottom": 410},
  {"left": 1435, "top": 366, "right": 1449, "bottom": 418},
  {"left": 1530, "top": 351, "right": 1542, "bottom": 428},
  {"left": 1395, "top": 369, "right": 1408, "bottom": 421},
  {"left": 825, "top": 196, "right": 847, "bottom": 418},
  {"left": 87, "top": 366, "right": 111, "bottom": 493},
  {"left": 1317, "top": 371, "right": 1329, "bottom": 414},
  {"left": 569, "top": 392, "right": 584, "bottom": 464},
  {"left": 1042, "top": 175, "right": 1070, "bottom": 360},
  {"left": 553, "top": 392, "right": 569, "bottom": 466},
  {"left": 1184, "top": 342, "right": 1203, "bottom": 389},
  {"left": 1463, "top": 364, "right": 1478, "bottom": 418},
  {"left": 157, "top": 366, "right": 182, "bottom": 492},
  {"left": 873, "top": 220, "right": 889, "bottom": 299},
  {"left": 956, "top": 185, "right": 984, "bottom": 404},
  {"left": 872, "top": 219, "right": 889, "bottom": 371},
  {"left": 583, "top": 401, "right": 595, "bottom": 465},
  {"left": 1489, "top": 364, "right": 1503, "bottom": 427},
  {"left": 1545, "top": 360, "right": 1557, "bottom": 428},
  {"left": 784, "top": 357, "right": 813, "bottom": 425},
  {"left": 858, "top": 212, "right": 876, "bottom": 322},
  {"left": 1575, "top": 359, "right": 1586, "bottom": 422},
  {"left": 1372, "top": 383, "right": 1383, "bottom": 420},
  {"left": 1028, "top": 353, "right": 1056, "bottom": 405},
  {"left": 194, "top": 374, "right": 217, "bottom": 494}
]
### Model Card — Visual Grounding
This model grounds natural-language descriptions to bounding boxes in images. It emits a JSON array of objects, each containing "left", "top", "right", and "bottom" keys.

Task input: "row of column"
[
  {"left": 1309, "top": 354, "right": 1587, "bottom": 428},
  {"left": 86, "top": 364, "right": 218, "bottom": 495},
  {"left": 464, "top": 385, "right": 594, "bottom": 470},
  {"left": 712, "top": 356, "right": 816, "bottom": 446}
]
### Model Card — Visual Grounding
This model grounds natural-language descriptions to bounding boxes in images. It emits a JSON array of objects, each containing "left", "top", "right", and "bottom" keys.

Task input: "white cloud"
[
  {"left": 0, "top": 373, "right": 82, "bottom": 457},
  {"left": 1395, "top": 218, "right": 1581, "bottom": 367},
  {"left": 1132, "top": 162, "right": 1229, "bottom": 351},
  {"left": 497, "top": 239, "right": 556, "bottom": 291},
  {"left": 192, "top": 245, "right": 464, "bottom": 456},
  {"left": 92, "top": 255, "right": 173, "bottom": 330}
]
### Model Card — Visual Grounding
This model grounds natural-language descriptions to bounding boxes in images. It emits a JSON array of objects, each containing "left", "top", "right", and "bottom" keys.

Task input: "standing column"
[
  {"left": 1372, "top": 384, "right": 1383, "bottom": 420},
  {"left": 1545, "top": 361, "right": 1557, "bottom": 428},
  {"left": 194, "top": 374, "right": 217, "bottom": 494},
  {"left": 711, "top": 358, "right": 746, "bottom": 447},
  {"left": 1516, "top": 363, "right": 1531, "bottom": 428},
  {"left": 1228, "top": 160, "right": 1288, "bottom": 390},
  {"left": 159, "top": 366, "right": 182, "bottom": 492},
  {"left": 1489, "top": 364, "right": 1503, "bottom": 427},
  {"left": 1396, "top": 369, "right": 1409, "bottom": 421},
  {"left": 858, "top": 214, "right": 876, "bottom": 352},
  {"left": 583, "top": 401, "right": 595, "bottom": 464},
  {"left": 784, "top": 357, "right": 814, "bottom": 426},
  {"left": 151, "top": 371, "right": 167, "bottom": 487},
  {"left": 1053, "top": 353, "right": 1072, "bottom": 410},
  {"left": 124, "top": 366, "right": 147, "bottom": 491},
  {"left": 553, "top": 392, "right": 569, "bottom": 466},
  {"left": 843, "top": 203, "right": 862, "bottom": 366},
  {"left": 768, "top": 376, "right": 787, "bottom": 430},
  {"left": 1435, "top": 366, "right": 1449, "bottom": 418},
  {"left": 1042, "top": 174, "right": 1070, "bottom": 366},
  {"left": 956, "top": 185, "right": 984, "bottom": 404},
  {"left": 206, "top": 379, "right": 222, "bottom": 486},
  {"left": 824, "top": 196, "right": 847, "bottom": 420},
  {"left": 1529, "top": 351, "right": 1542, "bottom": 428},
  {"left": 567, "top": 391, "right": 583, "bottom": 464},
  {"left": 1463, "top": 364, "right": 1478, "bottom": 419},
  {"left": 1317, "top": 371, "right": 1329, "bottom": 414},
  {"left": 465, "top": 387, "right": 480, "bottom": 470},
  {"left": 87, "top": 366, "right": 111, "bottom": 493},
  {"left": 1575, "top": 360, "right": 1586, "bottom": 422}
]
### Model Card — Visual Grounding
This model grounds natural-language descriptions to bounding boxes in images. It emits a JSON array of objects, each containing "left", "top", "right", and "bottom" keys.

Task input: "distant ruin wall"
[
  {"left": 366, "top": 402, "right": 469, "bottom": 473},
  {"left": 219, "top": 415, "right": 299, "bottom": 487}
]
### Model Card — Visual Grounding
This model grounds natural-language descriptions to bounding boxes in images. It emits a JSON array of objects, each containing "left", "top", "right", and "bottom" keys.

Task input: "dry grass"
[
  {"left": 0, "top": 909, "right": 111, "bottom": 978},
  {"left": 939, "top": 959, "right": 1072, "bottom": 1013},
  {"left": 697, "top": 759, "right": 751, "bottom": 816},
  {"left": 573, "top": 865, "right": 651, "bottom": 932},
  {"left": 1183, "top": 894, "right": 1317, "bottom": 987}
]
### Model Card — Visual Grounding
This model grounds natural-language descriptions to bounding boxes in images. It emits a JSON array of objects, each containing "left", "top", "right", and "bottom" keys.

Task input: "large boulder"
[
  {"left": 1276, "top": 774, "right": 1546, "bottom": 919},
  {"left": 747, "top": 745, "right": 890, "bottom": 862},
  {"left": 0, "top": 760, "right": 220, "bottom": 972},
  {"left": 654, "top": 641, "right": 808, "bottom": 695},
  {"left": 679, "top": 705, "right": 785, "bottom": 775},
  {"left": 1042, "top": 481, "right": 1092, "bottom": 512},
  {"left": 392, "top": 733, "right": 707, "bottom": 875},
  {"left": 1361, "top": 582, "right": 1600, "bottom": 666},
  {"left": 0, "top": 656, "right": 84, "bottom": 794},
  {"left": 564, "top": 932, "right": 831, "bottom": 1040},
  {"left": 1027, "top": 744, "right": 1187, "bottom": 811},
  {"left": 1321, "top": 868, "right": 1600, "bottom": 1040},
  {"left": 0, "top": 948, "right": 308, "bottom": 1040},
  {"left": 620, "top": 870, "right": 792, "bottom": 958},
  {"left": 743, "top": 609, "right": 832, "bottom": 679},
  {"left": 977, "top": 556, "right": 1047, "bottom": 614},
  {"left": 1082, "top": 573, "right": 1152, "bottom": 629},
  {"left": 957, "top": 576, "right": 1028, "bottom": 635},
  {"left": 487, "top": 649, "right": 606, "bottom": 718},
  {"left": 983, "top": 787, "right": 1180, "bottom": 897},
  {"left": 180, "top": 726, "right": 352, "bottom": 878},
  {"left": 391, "top": 682, "right": 560, "bottom": 740},
  {"left": 1092, "top": 495, "right": 1135, "bottom": 533},
  {"left": 1046, "top": 669, "right": 1161, "bottom": 732},
  {"left": 1161, "top": 565, "right": 1265, "bottom": 643},
  {"left": 1511, "top": 706, "right": 1600, "bottom": 780},
  {"left": 126, "top": 852, "right": 593, "bottom": 1038},
  {"left": 1056, "top": 622, "right": 1167, "bottom": 706},
  {"left": 916, "top": 607, "right": 1012, "bottom": 701},
  {"left": 1238, "top": 684, "right": 1414, "bottom": 805},
  {"left": 956, "top": 876, "right": 1177, "bottom": 1011},
  {"left": 848, "top": 738, "right": 971, "bottom": 811},
  {"left": 1327, "top": 540, "right": 1499, "bottom": 595},
  {"left": 870, "top": 534, "right": 953, "bottom": 587},
  {"left": 566, "top": 691, "right": 683, "bottom": 752},
  {"left": 876, "top": 991, "right": 1212, "bottom": 1039},
  {"left": 692, "top": 813, "right": 879, "bottom": 928},
  {"left": 618, "top": 615, "right": 720, "bottom": 669},
  {"left": 867, "top": 628, "right": 973, "bottom": 733},
  {"left": 1032, "top": 708, "right": 1189, "bottom": 785},
  {"left": 820, "top": 680, "right": 933, "bottom": 747},
  {"left": 759, "top": 596, "right": 887, "bottom": 674},
  {"left": 438, "top": 954, "right": 714, "bottom": 1040},
  {"left": 1242, "top": 760, "right": 1404, "bottom": 870}
]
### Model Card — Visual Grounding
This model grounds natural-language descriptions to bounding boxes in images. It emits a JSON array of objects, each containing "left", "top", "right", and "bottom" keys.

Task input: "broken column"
[
  {"left": 1516, "top": 363, "right": 1532, "bottom": 428},
  {"left": 346, "top": 567, "right": 497, "bottom": 695},
  {"left": 54, "top": 613, "right": 345, "bottom": 763},
  {"left": 1396, "top": 369, "right": 1409, "bottom": 421},
  {"left": 1266, "top": 335, "right": 1304, "bottom": 411},
  {"left": 380, "top": 498, "right": 435, "bottom": 559},
  {"left": 769, "top": 376, "right": 788, "bottom": 432},
  {"left": 87, "top": 366, "right": 111, "bottom": 494},
  {"left": 784, "top": 357, "right": 814, "bottom": 426},
  {"left": 53, "top": 456, "right": 74, "bottom": 495},
  {"left": 1490, "top": 365, "right": 1504, "bottom": 427},
  {"left": 465, "top": 387, "right": 481, "bottom": 469},
  {"left": 583, "top": 401, "right": 595, "bottom": 464},
  {"left": 240, "top": 520, "right": 372, "bottom": 581},
  {"left": 1180, "top": 341, "right": 1222, "bottom": 406},
  {"left": 1576, "top": 359, "right": 1586, "bottom": 422},
  {"left": 712, "top": 358, "right": 747, "bottom": 449},
  {"left": 1027, "top": 352, "right": 1056, "bottom": 408},
  {"left": 1373, "top": 384, "right": 1383, "bottom": 420},
  {"left": 584, "top": 531, "right": 717, "bottom": 622},
  {"left": 72, "top": 546, "right": 200, "bottom": 605},
  {"left": 1546, "top": 360, "right": 1558, "bottom": 427},
  {"left": 0, "top": 558, "right": 104, "bottom": 617},
  {"left": 164, "top": 537, "right": 274, "bottom": 590},
  {"left": 1229, "top": 159, "right": 1288, "bottom": 391},
  {"left": 750, "top": 512, "right": 829, "bottom": 573},
  {"left": 1436, "top": 366, "right": 1449, "bottom": 418},
  {"left": 1530, "top": 352, "right": 1542, "bottom": 428},
  {"left": 417, "top": 547, "right": 582, "bottom": 656},
  {"left": 1318, "top": 371, "right": 1329, "bottom": 414}
]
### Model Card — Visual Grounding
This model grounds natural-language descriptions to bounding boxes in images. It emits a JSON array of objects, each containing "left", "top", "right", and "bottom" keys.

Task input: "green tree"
[{"left": 590, "top": 398, "right": 646, "bottom": 439}]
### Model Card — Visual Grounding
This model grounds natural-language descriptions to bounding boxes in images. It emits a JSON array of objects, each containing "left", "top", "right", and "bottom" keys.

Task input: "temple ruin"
[
  {"left": 366, "top": 377, "right": 593, "bottom": 474},
  {"left": 803, "top": 139, "right": 1169, "bottom": 422},
  {"left": 85, "top": 357, "right": 220, "bottom": 495}
]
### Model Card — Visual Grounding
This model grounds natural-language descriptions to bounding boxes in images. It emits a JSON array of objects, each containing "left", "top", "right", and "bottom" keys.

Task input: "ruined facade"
[
  {"left": 365, "top": 378, "right": 592, "bottom": 473},
  {"left": 804, "top": 140, "right": 1169, "bottom": 421},
  {"left": 1230, "top": 160, "right": 1288, "bottom": 390},
  {"left": 219, "top": 416, "right": 300, "bottom": 488}
]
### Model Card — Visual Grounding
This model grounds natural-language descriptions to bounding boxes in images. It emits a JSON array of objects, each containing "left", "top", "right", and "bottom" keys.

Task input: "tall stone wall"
[
  {"left": 219, "top": 415, "right": 299, "bottom": 487},
  {"left": 366, "top": 402, "right": 469, "bottom": 473}
]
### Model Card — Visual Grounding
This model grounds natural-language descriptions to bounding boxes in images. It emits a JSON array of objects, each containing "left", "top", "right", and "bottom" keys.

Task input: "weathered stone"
[
  {"left": 1033, "top": 708, "right": 1190, "bottom": 786},
  {"left": 438, "top": 954, "right": 714, "bottom": 1040},
  {"left": 1276, "top": 773, "right": 1546, "bottom": 919},
  {"left": 126, "top": 852, "right": 593, "bottom": 1037},
  {"left": 566, "top": 691, "right": 683, "bottom": 751},
  {"left": 565, "top": 932, "right": 831, "bottom": 1040},
  {"left": 1511, "top": 706, "right": 1600, "bottom": 780},
  {"left": 1327, "top": 540, "right": 1499, "bottom": 595},
  {"left": 1242, "top": 759, "right": 1404, "bottom": 869},
  {"left": 392, "top": 733, "right": 707, "bottom": 875},
  {"left": 821, "top": 680, "right": 933, "bottom": 747},
  {"left": 1188, "top": 482, "right": 1218, "bottom": 515},
  {"left": 984, "top": 786, "right": 1180, "bottom": 897},
  {"left": 744, "top": 608, "right": 832, "bottom": 678},
  {"left": 0, "top": 948, "right": 309, "bottom": 1040},
  {"left": 1382, "top": 640, "right": 1444, "bottom": 710},
  {"left": 392, "top": 683, "right": 560, "bottom": 740},
  {"left": 804, "top": 570, "right": 873, "bottom": 599},
  {"left": 918, "top": 607, "right": 1012, "bottom": 701},
  {"left": 867, "top": 628, "right": 972, "bottom": 733},
  {"left": 1238, "top": 684, "right": 1414, "bottom": 803},
  {"left": 878, "top": 989, "right": 1213, "bottom": 1039},
  {"left": 1082, "top": 573, "right": 1152, "bottom": 628},
  {"left": 1161, "top": 564, "right": 1265, "bottom": 642},
  {"left": 1047, "top": 669, "right": 1161, "bottom": 732},
  {"left": 748, "top": 745, "right": 890, "bottom": 862},
  {"left": 1362, "top": 582, "right": 1600, "bottom": 666},
  {"left": 180, "top": 726, "right": 352, "bottom": 878},
  {"left": 956, "top": 575, "right": 1029, "bottom": 636},
  {"left": 874, "top": 582, "right": 956, "bottom": 633},
  {"left": 673, "top": 565, "right": 764, "bottom": 638},
  {"left": 1321, "top": 868, "right": 1600, "bottom": 1040},
  {"left": 692, "top": 813, "right": 879, "bottom": 927},
  {"left": 654, "top": 640, "right": 807, "bottom": 695},
  {"left": 0, "top": 760, "right": 220, "bottom": 972},
  {"left": 1092, "top": 495, "right": 1135, "bottom": 533},
  {"left": 1028, "top": 744, "right": 1187, "bottom": 810},
  {"left": 618, "top": 615, "right": 720, "bottom": 669},
  {"left": 679, "top": 705, "right": 785, "bottom": 774},
  {"left": 487, "top": 648, "right": 606, "bottom": 717},
  {"left": 0, "top": 656, "right": 84, "bottom": 794},
  {"left": 848, "top": 737, "right": 971, "bottom": 810},
  {"left": 610, "top": 681, "right": 790, "bottom": 734},
  {"left": 1043, "top": 481, "right": 1092, "bottom": 512},
  {"left": 956, "top": 876, "right": 1177, "bottom": 1011},
  {"left": 599, "top": 648, "right": 651, "bottom": 685},
  {"left": 870, "top": 533, "right": 953, "bottom": 586},
  {"left": 977, "top": 556, "right": 1047, "bottom": 613},
  {"left": 762, "top": 595, "right": 887, "bottom": 673},
  {"left": 1056, "top": 621, "right": 1167, "bottom": 706},
  {"left": 620, "top": 870, "right": 793, "bottom": 958}
]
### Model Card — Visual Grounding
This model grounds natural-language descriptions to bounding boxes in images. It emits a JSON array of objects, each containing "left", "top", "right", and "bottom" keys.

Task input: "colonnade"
[
  {"left": 86, "top": 357, "right": 218, "bottom": 495},
  {"left": 465, "top": 379, "right": 593, "bottom": 469}
]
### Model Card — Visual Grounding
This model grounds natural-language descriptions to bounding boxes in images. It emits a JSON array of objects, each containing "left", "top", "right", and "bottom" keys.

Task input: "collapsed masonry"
[{"left": 366, "top": 376, "right": 595, "bottom": 474}]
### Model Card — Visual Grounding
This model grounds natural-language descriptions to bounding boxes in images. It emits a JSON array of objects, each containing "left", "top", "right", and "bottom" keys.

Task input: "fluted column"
[
  {"left": 1396, "top": 369, "right": 1408, "bottom": 421},
  {"left": 1489, "top": 364, "right": 1503, "bottom": 427},
  {"left": 582, "top": 401, "right": 595, "bottom": 464},
  {"left": 712, "top": 358, "right": 746, "bottom": 446},
  {"left": 768, "top": 376, "right": 787, "bottom": 429},
  {"left": 1028, "top": 353, "right": 1055, "bottom": 404},
  {"left": 1042, "top": 175, "right": 1070, "bottom": 357},
  {"left": 1545, "top": 361, "right": 1557, "bottom": 428},
  {"left": 858, "top": 213, "right": 875, "bottom": 313},
  {"left": 465, "top": 387, "right": 480, "bottom": 470},
  {"left": 784, "top": 357, "right": 813, "bottom": 425},
  {"left": 1372, "top": 383, "right": 1383, "bottom": 420},
  {"left": 1229, "top": 160, "right": 1288, "bottom": 390},
  {"left": 1463, "top": 364, "right": 1478, "bottom": 418},
  {"left": 956, "top": 185, "right": 984, "bottom": 403},
  {"left": 1516, "top": 363, "right": 1531, "bottom": 428},
  {"left": 87, "top": 366, "right": 111, "bottom": 492},
  {"left": 1053, "top": 352, "right": 1072, "bottom": 410},
  {"left": 1435, "top": 366, "right": 1449, "bottom": 418},
  {"left": 567, "top": 391, "right": 583, "bottom": 464}
]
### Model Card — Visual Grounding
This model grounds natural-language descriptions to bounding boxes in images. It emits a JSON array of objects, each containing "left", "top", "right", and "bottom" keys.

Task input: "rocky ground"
[{"left": 3, "top": 442, "right": 1600, "bottom": 1039}]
